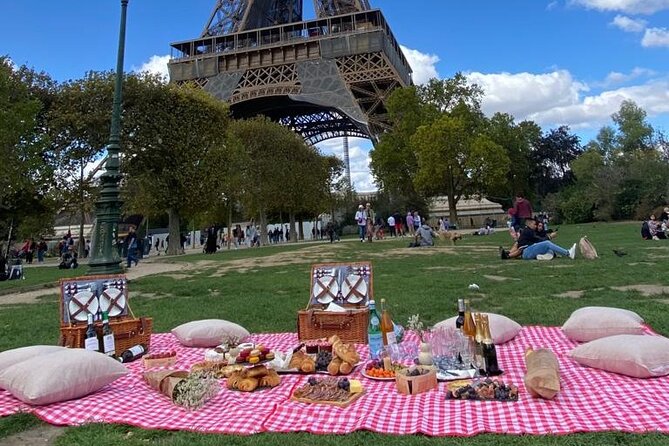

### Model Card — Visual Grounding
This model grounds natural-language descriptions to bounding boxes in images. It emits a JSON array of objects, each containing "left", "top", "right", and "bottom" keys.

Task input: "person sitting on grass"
[
  {"left": 647, "top": 214, "right": 667, "bottom": 240},
  {"left": 409, "top": 223, "right": 437, "bottom": 248},
  {"left": 500, "top": 218, "right": 575, "bottom": 260}
]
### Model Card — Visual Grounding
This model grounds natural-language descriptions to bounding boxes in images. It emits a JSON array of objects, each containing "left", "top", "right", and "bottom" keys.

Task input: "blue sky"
[{"left": 2, "top": 0, "right": 668, "bottom": 191}]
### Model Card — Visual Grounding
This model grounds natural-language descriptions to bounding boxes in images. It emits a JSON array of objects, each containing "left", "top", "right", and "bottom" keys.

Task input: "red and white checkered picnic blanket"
[{"left": 1, "top": 326, "right": 669, "bottom": 436}]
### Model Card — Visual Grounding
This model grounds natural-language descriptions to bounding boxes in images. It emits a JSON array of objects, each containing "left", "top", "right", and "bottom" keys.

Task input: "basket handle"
[{"left": 310, "top": 312, "right": 353, "bottom": 330}]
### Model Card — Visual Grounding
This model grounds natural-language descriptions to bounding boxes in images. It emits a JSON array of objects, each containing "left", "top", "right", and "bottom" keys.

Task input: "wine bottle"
[
  {"left": 367, "top": 300, "right": 383, "bottom": 360},
  {"left": 380, "top": 299, "right": 396, "bottom": 346},
  {"left": 101, "top": 311, "right": 116, "bottom": 358},
  {"left": 462, "top": 299, "right": 476, "bottom": 338},
  {"left": 482, "top": 314, "right": 502, "bottom": 376},
  {"left": 474, "top": 313, "right": 486, "bottom": 375},
  {"left": 118, "top": 344, "right": 147, "bottom": 363},
  {"left": 84, "top": 313, "right": 99, "bottom": 352},
  {"left": 455, "top": 299, "right": 465, "bottom": 329}
]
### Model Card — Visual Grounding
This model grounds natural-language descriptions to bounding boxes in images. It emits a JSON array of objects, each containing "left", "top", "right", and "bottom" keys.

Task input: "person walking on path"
[
  {"left": 355, "top": 204, "right": 367, "bottom": 242},
  {"left": 365, "top": 203, "right": 376, "bottom": 242},
  {"left": 125, "top": 226, "right": 139, "bottom": 268},
  {"left": 406, "top": 211, "right": 414, "bottom": 236},
  {"left": 512, "top": 193, "right": 533, "bottom": 232}
]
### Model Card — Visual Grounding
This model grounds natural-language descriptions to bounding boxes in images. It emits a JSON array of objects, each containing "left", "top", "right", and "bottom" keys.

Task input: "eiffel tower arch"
[{"left": 168, "top": 0, "right": 412, "bottom": 144}]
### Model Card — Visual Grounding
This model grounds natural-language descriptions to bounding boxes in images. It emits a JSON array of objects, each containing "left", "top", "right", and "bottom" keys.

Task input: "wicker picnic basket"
[
  {"left": 58, "top": 274, "right": 153, "bottom": 357},
  {"left": 297, "top": 262, "right": 371, "bottom": 344}
]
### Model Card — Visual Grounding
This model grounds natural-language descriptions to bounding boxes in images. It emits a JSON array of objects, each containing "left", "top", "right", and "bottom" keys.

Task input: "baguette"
[
  {"left": 328, "top": 357, "right": 343, "bottom": 375},
  {"left": 339, "top": 361, "right": 353, "bottom": 375},
  {"left": 329, "top": 335, "right": 360, "bottom": 365}
]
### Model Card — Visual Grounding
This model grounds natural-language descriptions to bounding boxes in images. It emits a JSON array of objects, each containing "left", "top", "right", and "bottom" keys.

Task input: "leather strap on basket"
[{"left": 310, "top": 311, "right": 353, "bottom": 330}]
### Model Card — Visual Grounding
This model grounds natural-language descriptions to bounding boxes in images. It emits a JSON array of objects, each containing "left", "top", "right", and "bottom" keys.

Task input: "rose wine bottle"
[
  {"left": 380, "top": 299, "right": 396, "bottom": 346},
  {"left": 462, "top": 300, "right": 476, "bottom": 338}
]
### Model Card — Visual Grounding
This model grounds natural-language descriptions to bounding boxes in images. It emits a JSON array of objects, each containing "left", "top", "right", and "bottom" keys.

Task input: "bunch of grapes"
[{"left": 315, "top": 351, "right": 332, "bottom": 371}]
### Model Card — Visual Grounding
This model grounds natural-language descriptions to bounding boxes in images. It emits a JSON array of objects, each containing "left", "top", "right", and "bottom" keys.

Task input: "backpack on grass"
[{"left": 579, "top": 236, "right": 598, "bottom": 260}]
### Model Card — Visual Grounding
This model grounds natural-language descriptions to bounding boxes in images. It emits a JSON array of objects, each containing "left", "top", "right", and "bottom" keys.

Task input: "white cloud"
[
  {"left": 400, "top": 45, "right": 440, "bottom": 85},
  {"left": 134, "top": 54, "right": 171, "bottom": 80},
  {"left": 547, "top": 1, "right": 559, "bottom": 10},
  {"left": 528, "top": 80, "right": 669, "bottom": 128},
  {"left": 610, "top": 14, "right": 647, "bottom": 32},
  {"left": 571, "top": 0, "right": 669, "bottom": 14},
  {"left": 601, "top": 67, "right": 656, "bottom": 86},
  {"left": 467, "top": 70, "right": 589, "bottom": 120},
  {"left": 466, "top": 70, "right": 669, "bottom": 129},
  {"left": 642, "top": 27, "right": 669, "bottom": 46},
  {"left": 317, "top": 137, "right": 376, "bottom": 191}
]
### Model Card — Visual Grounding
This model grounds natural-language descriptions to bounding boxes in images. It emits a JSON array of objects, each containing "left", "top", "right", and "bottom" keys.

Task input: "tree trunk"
[
  {"left": 447, "top": 167, "right": 458, "bottom": 224},
  {"left": 259, "top": 208, "right": 268, "bottom": 246},
  {"left": 298, "top": 220, "right": 304, "bottom": 241},
  {"left": 227, "top": 204, "right": 232, "bottom": 250},
  {"left": 78, "top": 161, "right": 86, "bottom": 259},
  {"left": 289, "top": 212, "right": 297, "bottom": 243},
  {"left": 167, "top": 207, "right": 181, "bottom": 255}
]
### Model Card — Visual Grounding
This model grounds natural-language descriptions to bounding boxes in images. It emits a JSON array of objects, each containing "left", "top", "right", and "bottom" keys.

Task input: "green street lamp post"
[{"left": 87, "top": 0, "right": 129, "bottom": 275}]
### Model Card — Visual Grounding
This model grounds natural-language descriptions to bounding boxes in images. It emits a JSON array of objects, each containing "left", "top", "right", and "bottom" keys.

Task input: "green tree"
[
  {"left": 122, "top": 75, "right": 230, "bottom": 255},
  {"left": 411, "top": 107, "right": 510, "bottom": 223},
  {"left": 0, "top": 57, "right": 58, "bottom": 245},
  {"left": 531, "top": 125, "right": 581, "bottom": 199},
  {"left": 49, "top": 71, "right": 114, "bottom": 256},
  {"left": 612, "top": 100, "right": 654, "bottom": 154},
  {"left": 370, "top": 74, "right": 487, "bottom": 215}
]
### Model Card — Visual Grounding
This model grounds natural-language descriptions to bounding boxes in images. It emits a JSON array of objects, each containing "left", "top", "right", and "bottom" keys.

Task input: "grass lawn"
[{"left": 2, "top": 221, "right": 669, "bottom": 445}]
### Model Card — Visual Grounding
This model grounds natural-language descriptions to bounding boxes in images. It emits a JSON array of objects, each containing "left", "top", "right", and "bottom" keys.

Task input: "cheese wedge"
[{"left": 349, "top": 379, "right": 363, "bottom": 393}]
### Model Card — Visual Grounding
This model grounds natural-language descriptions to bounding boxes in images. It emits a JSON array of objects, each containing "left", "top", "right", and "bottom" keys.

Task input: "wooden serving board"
[{"left": 291, "top": 389, "right": 365, "bottom": 408}]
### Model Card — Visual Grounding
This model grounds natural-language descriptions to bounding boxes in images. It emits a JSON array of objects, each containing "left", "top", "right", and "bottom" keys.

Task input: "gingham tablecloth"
[{"left": 1, "top": 327, "right": 668, "bottom": 436}]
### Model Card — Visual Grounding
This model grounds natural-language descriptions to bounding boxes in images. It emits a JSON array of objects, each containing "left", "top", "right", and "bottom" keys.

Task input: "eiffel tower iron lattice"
[{"left": 169, "top": 0, "right": 411, "bottom": 144}]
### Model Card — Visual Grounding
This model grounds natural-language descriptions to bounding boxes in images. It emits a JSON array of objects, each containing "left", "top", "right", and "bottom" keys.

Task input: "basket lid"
[
  {"left": 59, "top": 274, "right": 129, "bottom": 325},
  {"left": 308, "top": 262, "right": 372, "bottom": 308}
]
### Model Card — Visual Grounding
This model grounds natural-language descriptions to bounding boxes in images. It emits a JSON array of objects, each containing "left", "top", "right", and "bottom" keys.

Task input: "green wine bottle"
[
  {"left": 101, "top": 311, "right": 116, "bottom": 357},
  {"left": 84, "top": 313, "right": 99, "bottom": 352}
]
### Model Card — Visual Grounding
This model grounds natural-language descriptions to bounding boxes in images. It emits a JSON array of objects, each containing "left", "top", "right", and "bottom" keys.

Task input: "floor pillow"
[
  {"left": 0, "top": 349, "right": 128, "bottom": 405},
  {"left": 570, "top": 334, "right": 669, "bottom": 378},
  {"left": 172, "top": 319, "right": 250, "bottom": 347},
  {"left": 562, "top": 306, "right": 644, "bottom": 342},
  {"left": 0, "top": 345, "right": 67, "bottom": 377}
]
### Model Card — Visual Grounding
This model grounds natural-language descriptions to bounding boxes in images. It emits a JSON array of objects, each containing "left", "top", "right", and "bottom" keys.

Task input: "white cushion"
[
  {"left": 433, "top": 313, "right": 521, "bottom": 344},
  {"left": 562, "top": 306, "right": 644, "bottom": 342},
  {"left": 570, "top": 335, "right": 669, "bottom": 378},
  {"left": 171, "top": 319, "right": 250, "bottom": 348},
  {"left": 0, "top": 349, "right": 128, "bottom": 405},
  {"left": 0, "top": 345, "right": 67, "bottom": 376}
]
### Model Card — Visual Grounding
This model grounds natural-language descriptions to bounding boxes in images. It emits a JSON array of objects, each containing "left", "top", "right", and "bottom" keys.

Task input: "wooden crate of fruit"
[{"left": 396, "top": 367, "right": 438, "bottom": 395}]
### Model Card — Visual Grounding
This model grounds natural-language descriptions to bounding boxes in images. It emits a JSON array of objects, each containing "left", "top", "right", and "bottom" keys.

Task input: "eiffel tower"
[{"left": 168, "top": 0, "right": 412, "bottom": 144}]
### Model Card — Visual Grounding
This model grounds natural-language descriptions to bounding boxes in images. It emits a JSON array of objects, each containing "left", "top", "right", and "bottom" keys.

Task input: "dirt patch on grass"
[
  {"left": 483, "top": 275, "right": 518, "bottom": 282},
  {"left": 612, "top": 284, "right": 669, "bottom": 296},
  {"left": 556, "top": 290, "right": 586, "bottom": 299},
  {"left": 160, "top": 273, "right": 192, "bottom": 280},
  {"left": 1, "top": 424, "right": 63, "bottom": 445},
  {"left": 0, "top": 262, "right": 192, "bottom": 306},
  {"left": 206, "top": 244, "right": 345, "bottom": 276}
]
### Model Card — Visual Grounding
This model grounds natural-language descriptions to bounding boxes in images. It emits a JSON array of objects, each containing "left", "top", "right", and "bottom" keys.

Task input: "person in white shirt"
[
  {"left": 354, "top": 205, "right": 367, "bottom": 242},
  {"left": 387, "top": 215, "right": 396, "bottom": 237}
]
